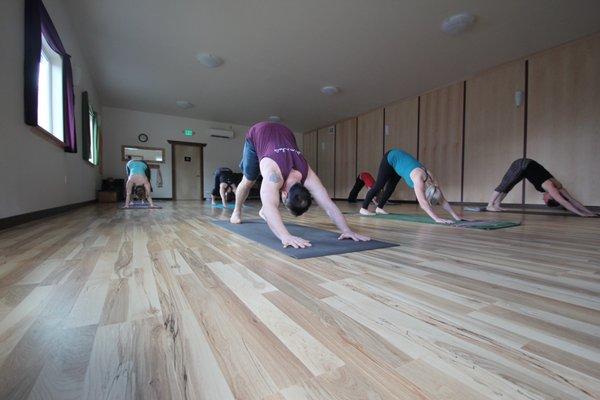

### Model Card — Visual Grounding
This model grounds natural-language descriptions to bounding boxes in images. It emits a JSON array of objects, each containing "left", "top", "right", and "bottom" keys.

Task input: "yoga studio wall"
[
  {"left": 0, "top": 0, "right": 102, "bottom": 219},
  {"left": 303, "top": 33, "right": 600, "bottom": 206}
]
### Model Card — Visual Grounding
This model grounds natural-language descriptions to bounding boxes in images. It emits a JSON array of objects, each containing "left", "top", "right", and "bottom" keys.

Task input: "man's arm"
[
  {"left": 546, "top": 187, "right": 590, "bottom": 216},
  {"left": 260, "top": 168, "right": 311, "bottom": 248},
  {"left": 559, "top": 189, "right": 597, "bottom": 216},
  {"left": 304, "top": 169, "right": 370, "bottom": 241}
]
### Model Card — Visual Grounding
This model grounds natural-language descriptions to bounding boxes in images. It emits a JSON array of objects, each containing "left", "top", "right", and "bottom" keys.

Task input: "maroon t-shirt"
[{"left": 246, "top": 122, "right": 309, "bottom": 182}]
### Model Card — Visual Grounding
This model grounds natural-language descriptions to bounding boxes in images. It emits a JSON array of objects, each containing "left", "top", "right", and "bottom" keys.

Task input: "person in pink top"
[{"left": 230, "top": 121, "right": 370, "bottom": 249}]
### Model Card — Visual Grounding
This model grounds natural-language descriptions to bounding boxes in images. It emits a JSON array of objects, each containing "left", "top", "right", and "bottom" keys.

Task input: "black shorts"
[{"left": 496, "top": 158, "right": 553, "bottom": 193}]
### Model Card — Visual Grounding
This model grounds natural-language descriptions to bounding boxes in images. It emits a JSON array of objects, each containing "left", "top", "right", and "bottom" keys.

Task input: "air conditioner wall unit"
[{"left": 208, "top": 128, "right": 234, "bottom": 139}]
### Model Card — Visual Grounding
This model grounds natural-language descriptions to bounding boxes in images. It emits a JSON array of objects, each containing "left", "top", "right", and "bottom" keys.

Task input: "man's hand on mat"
[
  {"left": 338, "top": 231, "right": 371, "bottom": 242},
  {"left": 435, "top": 218, "right": 454, "bottom": 224},
  {"left": 282, "top": 235, "right": 312, "bottom": 249}
]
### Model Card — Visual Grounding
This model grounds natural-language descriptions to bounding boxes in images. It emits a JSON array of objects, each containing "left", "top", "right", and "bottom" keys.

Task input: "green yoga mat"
[{"left": 344, "top": 212, "right": 520, "bottom": 230}]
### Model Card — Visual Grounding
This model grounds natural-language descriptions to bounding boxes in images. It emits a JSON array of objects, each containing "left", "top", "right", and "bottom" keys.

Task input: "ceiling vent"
[{"left": 209, "top": 128, "right": 234, "bottom": 139}]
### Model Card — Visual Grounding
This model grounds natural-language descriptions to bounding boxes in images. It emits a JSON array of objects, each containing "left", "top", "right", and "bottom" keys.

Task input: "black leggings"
[{"left": 361, "top": 155, "right": 401, "bottom": 209}]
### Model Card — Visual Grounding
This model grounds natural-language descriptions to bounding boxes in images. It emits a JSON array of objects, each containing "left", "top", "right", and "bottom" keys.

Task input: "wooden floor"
[{"left": 0, "top": 201, "right": 599, "bottom": 400}]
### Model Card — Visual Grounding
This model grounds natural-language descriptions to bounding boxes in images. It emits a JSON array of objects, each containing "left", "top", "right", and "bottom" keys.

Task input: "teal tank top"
[
  {"left": 127, "top": 160, "right": 148, "bottom": 176},
  {"left": 386, "top": 149, "right": 423, "bottom": 188}
]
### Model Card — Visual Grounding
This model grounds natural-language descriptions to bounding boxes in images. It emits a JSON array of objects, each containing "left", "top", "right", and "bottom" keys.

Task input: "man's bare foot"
[
  {"left": 486, "top": 205, "right": 504, "bottom": 212},
  {"left": 359, "top": 208, "right": 375, "bottom": 216},
  {"left": 375, "top": 207, "right": 388, "bottom": 214},
  {"left": 230, "top": 210, "right": 242, "bottom": 224},
  {"left": 222, "top": 202, "right": 228, "bottom": 208},
  {"left": 258, "top": 208, "right": 267, "bottom": 221}
]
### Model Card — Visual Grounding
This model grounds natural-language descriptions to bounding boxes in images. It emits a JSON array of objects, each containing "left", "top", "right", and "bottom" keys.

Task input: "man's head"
[
  {"left": 282, "top": 183, "right": 312, "bottom": 216},
  {"left": 543, "top": 192, "right": 560, "bottom": 207},
  {"left": 134, "top": 185, "right": 147, "bottom": 200},
  {"left": 425, "top": 184, "right": 442, "bottom": 206}
]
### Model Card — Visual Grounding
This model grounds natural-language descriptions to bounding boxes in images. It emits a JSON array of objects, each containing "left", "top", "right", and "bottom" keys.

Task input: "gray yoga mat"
[
  {"left": 120, "top": 202, "right": 162, "bottom": 209},
  {"left": 463, "top": 206, "right": 577, "bottom": 217},
  {"left": 343, "top": 212, "right": 520, "bottom": 230},
  {"left": 210, "top": 219, "right": 396, "bottom": 259}
]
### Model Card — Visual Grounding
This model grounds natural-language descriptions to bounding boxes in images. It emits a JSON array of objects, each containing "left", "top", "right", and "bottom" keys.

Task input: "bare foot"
[
  {"left": 359, "top": 208, "right": 375, "bottom": 216},
  {"left": 486, "top": 205, "right": 504, "bottom": 212},
  {"left": 222, "top": 202, "right": 228, "bottom": 208},
  {"left": 258, "top": 208, "right": 267, "bottom": 221},
  {"left": 375, "top": 207, "right": 388, "bottom": 214},
  {"left": 230, "top": 210, "right": 242, "bottom": 224}
]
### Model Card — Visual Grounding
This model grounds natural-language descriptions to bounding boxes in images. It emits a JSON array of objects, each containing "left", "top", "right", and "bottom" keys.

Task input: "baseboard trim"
[{"left": 0, "top": 200, "right": 97, "bottom": 231}]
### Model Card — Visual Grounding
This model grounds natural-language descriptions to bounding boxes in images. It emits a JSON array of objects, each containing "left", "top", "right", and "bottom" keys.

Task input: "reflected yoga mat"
[
  {"left": 120, "top": 202, "right": 162, "bottom": 209},
  {"left": 345, "top": 212, "right": 520, "bottom": 230},
  {"left": 210, "top": 219, "right": 396, "bottom": 259}
]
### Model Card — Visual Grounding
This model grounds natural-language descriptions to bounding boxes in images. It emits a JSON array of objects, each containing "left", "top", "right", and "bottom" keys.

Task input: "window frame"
[{"left": 35, "top": 33, "right": 64, "bottom": 146}]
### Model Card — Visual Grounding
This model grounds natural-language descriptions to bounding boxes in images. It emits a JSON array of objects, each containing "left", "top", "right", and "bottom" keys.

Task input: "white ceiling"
[{"left": 64, "top": 0, "right": 600, "bottom": 132}]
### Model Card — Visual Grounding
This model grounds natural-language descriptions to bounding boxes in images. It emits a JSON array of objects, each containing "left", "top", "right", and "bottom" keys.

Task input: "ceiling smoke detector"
[
  {"left": 321, "top": 86, "right": 340, "bottom": 95},
  {"left": 196, "top": 53, "right": 223, "bottom": 68},
  {"left": 441, "top": 13, "right": 476, "bottom": 35},
  {"left": 175, "top": 100, "right": 194, "bottom": 109}
]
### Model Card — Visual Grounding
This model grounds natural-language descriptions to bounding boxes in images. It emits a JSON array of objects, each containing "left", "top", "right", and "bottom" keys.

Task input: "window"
[
  {"left": 88, "top": 108, "right": 99, "bottom": 165},
  {"left": 37, "top": 34, "right": 63, "bottom": 141}
]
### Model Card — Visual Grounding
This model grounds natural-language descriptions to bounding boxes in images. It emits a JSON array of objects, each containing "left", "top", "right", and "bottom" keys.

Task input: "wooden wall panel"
[
  {"left": 317, "top": 126, "right": 335, "bottom": 197},
  {"left": 356, "top": 109, "right": 384, "bottom": 179},
  {"left": 334, "top": 118, "right": 357, "bottom": 198},
  {"left": 418, "top": 82, "right": 464, "bottom": 202},
  {"left": 526, "top": 34, "right": 600, "bottom": 206},
  {"left": 384, "top": 98, "right": 418, "bottom": 201},
  {"left": 463, "top": 60, "right": 526, "bottom": 204},
  {"left": 302, "top": 131, "right": 317, "bottom": 171}
]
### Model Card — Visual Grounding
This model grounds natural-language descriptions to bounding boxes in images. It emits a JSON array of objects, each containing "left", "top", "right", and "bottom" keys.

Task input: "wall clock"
[{"left": 138, "top": 133, "right": 149, "bottom": 143}]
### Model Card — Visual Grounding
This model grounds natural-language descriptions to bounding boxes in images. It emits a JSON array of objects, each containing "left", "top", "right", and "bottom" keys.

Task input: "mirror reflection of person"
[
  {"left": 211, "top": 167, "right": 237, "bottom": 207},
  {"left": 487, "top": 158, "right": 597, "bottom": 217},
  {"left": 230, "top": 121, "right": 370, "bottom": 249},
  {"left": 124, "top": 159, "right": 155, "bottom": 208},
  {"left": 360, "top": 148, "right": 464, "bottom": 224}
]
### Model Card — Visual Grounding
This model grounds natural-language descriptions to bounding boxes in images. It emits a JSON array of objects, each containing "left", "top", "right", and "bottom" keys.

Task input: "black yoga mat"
[{"left": 210, "top": 219, "right": 396, "bottom": 259}]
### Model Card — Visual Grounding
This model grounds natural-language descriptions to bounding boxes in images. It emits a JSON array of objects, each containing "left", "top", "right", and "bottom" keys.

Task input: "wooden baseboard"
[{"left": 0, "top": 200, "right": 97, "bottom": 231}]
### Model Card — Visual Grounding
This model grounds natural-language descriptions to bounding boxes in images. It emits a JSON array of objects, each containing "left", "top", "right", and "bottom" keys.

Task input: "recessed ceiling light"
[
  {"left": 268, "top": 115, "right": 281, "bottom": 122},
  {"left": 321, "top": 86, "right": 340, "bottom": 95},
  {"left": 441, "top": 13, "right": 476, "bottom": 35},
  {"left": 196, "top": 53, "right": 223, "bottom": 68},
  {"left": 176, "top": 100, "right": 194, "bottom": 109}
]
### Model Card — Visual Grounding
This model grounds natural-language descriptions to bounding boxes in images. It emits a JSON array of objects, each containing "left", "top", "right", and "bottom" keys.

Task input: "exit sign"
[{"left": 183, "top": 129, "right": 194, "bottom": 137}]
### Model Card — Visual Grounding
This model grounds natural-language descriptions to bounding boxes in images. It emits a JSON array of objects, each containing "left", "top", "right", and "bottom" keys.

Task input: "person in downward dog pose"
[
  {"left": 360, "top": 148, "right": 463, "bottom": 224},
  {"left": 211, "top": 167, "right": 237, "bottom": 207},
  {"left": 487, "top": 158, "right": 597, "bottom": 216},
  {"left": 124, "top": 159, "right": 155, "bottom": 208},
  {"left": 347, "top": 172, "right": 381, "bottom": 205},
  {"left": 230, "top": 121, "right": 370, "bottom": 248}
]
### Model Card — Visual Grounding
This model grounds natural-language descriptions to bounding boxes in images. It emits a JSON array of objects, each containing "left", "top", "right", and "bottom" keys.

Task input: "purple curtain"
[{"left": 24, "top": 0, "right": 77, "bottom": 153}]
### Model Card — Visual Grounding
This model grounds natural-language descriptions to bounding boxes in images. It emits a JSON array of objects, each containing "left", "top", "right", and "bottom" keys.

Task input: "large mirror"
[{"left": 121, "top": 145, "right": 165, "bottom": 163}]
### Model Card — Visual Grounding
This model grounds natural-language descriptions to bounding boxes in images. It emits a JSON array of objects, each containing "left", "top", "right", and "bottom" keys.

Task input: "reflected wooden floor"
[{"left": 0, "top": 201, "right": 599, "bottom": 399}]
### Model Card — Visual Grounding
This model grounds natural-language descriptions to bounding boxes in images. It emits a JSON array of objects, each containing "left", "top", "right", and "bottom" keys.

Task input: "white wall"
[
  {"left": 0, "top": 0, "right": 102, "bottom": 219},
  {"left": 102, "top": 107, "right": 304, "bottom": 199},
  {"left": 102, "top": 107, "right": 249, "bottom": 199}
]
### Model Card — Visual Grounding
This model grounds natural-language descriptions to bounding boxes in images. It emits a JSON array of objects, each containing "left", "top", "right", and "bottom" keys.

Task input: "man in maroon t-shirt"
[{"left": 231, "top": 121, "right": 370, "bottom": 249}]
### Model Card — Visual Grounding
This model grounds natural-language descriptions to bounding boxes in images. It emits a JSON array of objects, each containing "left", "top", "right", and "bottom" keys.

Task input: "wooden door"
[
  {"left": 317, "top": 126, "right": 335, "bottom": 197},
  {"left": 419, "top": 83, "right": 464, "bottom": 202},
  {"left": 172, "top": 143, "right": 203, "bottom": 200},
  {"left": 303, "top": 131, "right": 318, "bottom": 171},
  {"left": 334, "top": 118, "right": 357, "bottom": 198},
  {"left": 356, "top": 109, "right": 384, "bottom": 178},
  {"left": 384, "top": 98, "right": 418, "bottom": 201},
  {"left": 526, "top": 33, "right": 600, "bottom": 205},
  {"left": 464, "top": 60, "right": 526, "bottom": 204}
]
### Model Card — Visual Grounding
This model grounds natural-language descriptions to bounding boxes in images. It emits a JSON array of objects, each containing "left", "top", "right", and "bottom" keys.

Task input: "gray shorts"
[{"left": 239, "top": 139, "right": 260, "bottom": 181}]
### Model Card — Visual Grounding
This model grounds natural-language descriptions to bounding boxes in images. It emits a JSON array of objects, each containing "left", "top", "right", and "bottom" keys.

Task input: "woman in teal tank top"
[
  {"left": 125, "top": 159, "right": 155, "bottom": 208},
  {"left": 360, "top": 149, "right": 463, "bottom": 224}
]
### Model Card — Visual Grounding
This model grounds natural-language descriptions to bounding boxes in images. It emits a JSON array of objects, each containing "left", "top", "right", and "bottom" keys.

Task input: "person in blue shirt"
[
  {"left": 360, "top": 149, "right": 463, "bottom": 224},
  {"left": 124, "top": 159, "right": 155, "bottom": 208}
]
